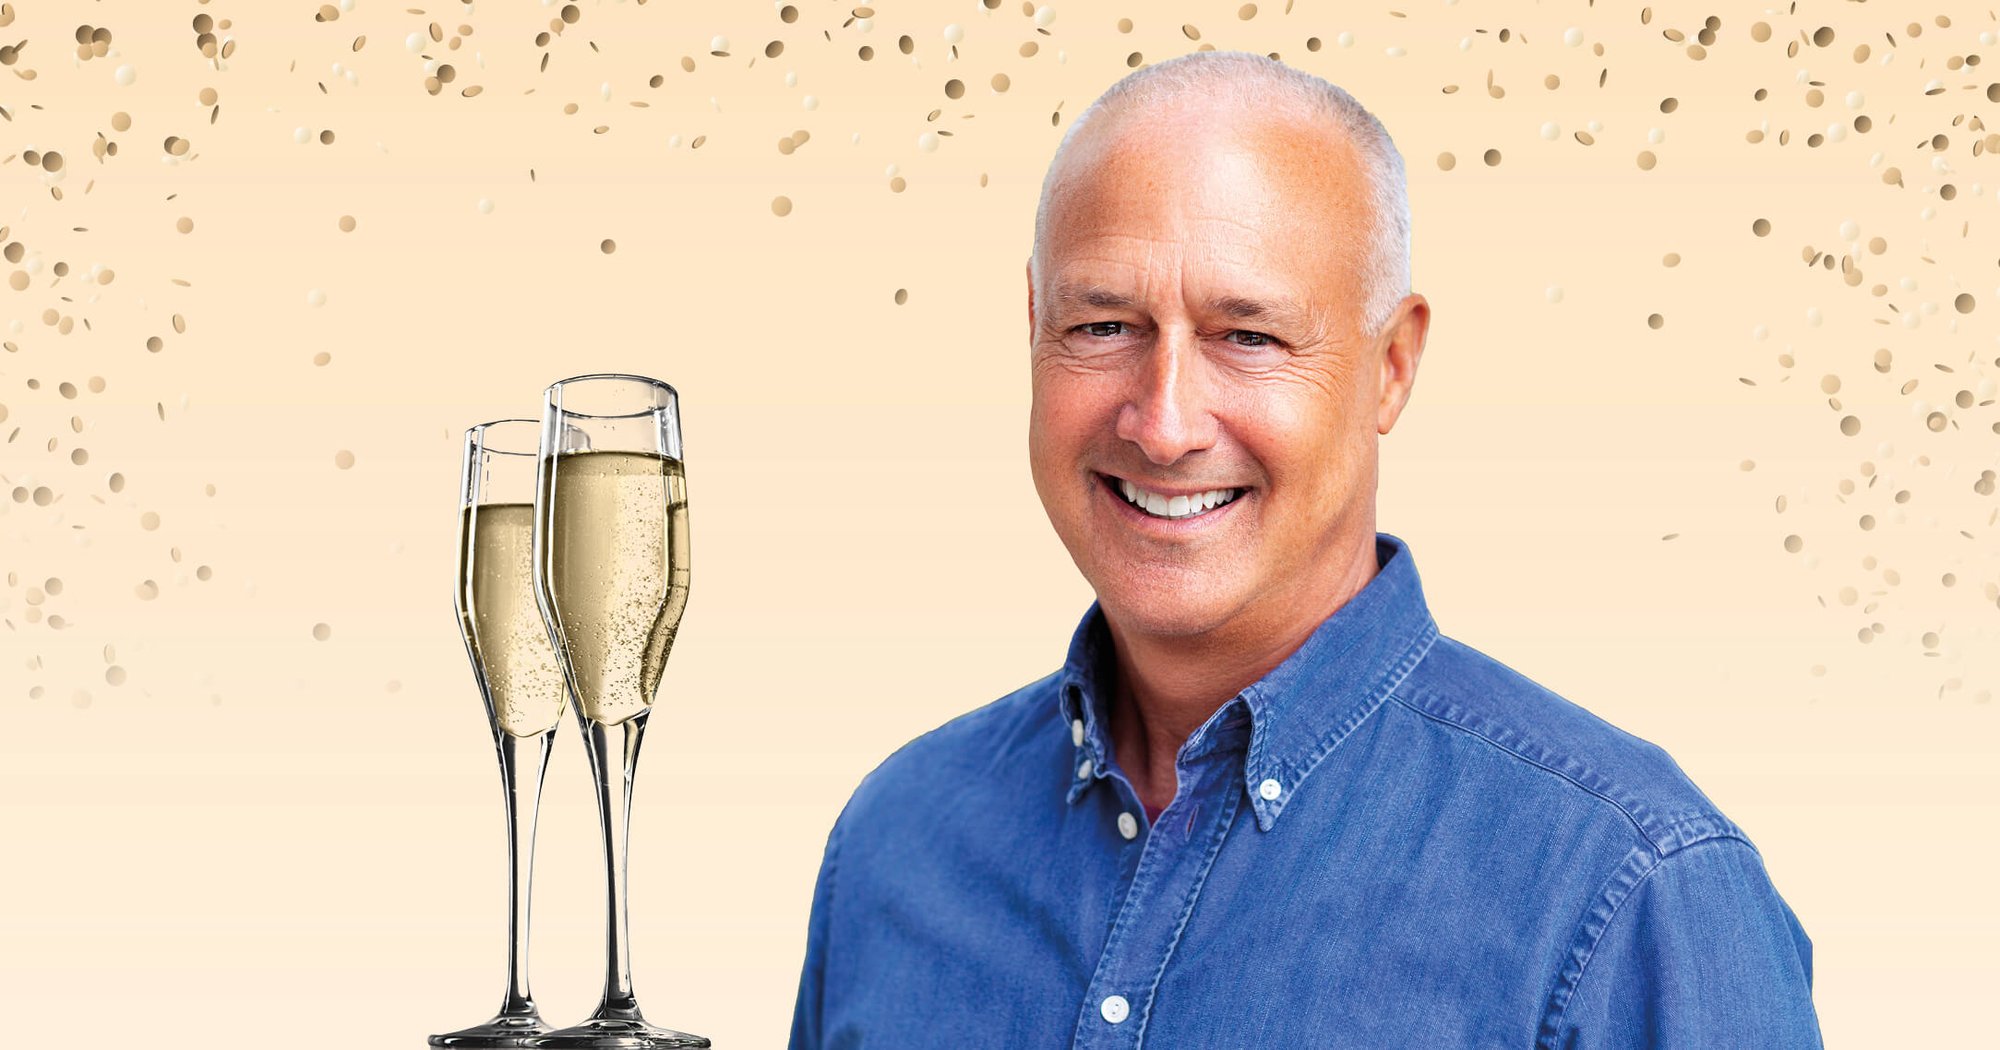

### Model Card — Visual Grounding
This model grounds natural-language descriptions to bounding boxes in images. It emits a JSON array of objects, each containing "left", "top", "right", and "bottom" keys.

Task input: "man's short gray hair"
[{"left": 1032, "top": 50, "right": 1411, "bottom": 338}]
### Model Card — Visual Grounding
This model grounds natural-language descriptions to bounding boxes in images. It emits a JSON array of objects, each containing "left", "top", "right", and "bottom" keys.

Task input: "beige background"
[{"left": 2, "top": 0, "right": 1996, "bottom": 1045}]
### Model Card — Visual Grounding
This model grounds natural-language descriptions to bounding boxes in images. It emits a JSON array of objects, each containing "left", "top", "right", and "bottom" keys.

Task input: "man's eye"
[
  {"left": 1074, "top": 322, "right": 1126, "bottom": 338},
  {"left": 1229, "top": 330, "right": 1279, "bottom": 348}
]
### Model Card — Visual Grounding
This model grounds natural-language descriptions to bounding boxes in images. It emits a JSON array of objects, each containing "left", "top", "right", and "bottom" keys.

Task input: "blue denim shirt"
[{"left": 790, "top": 533, "right": 1822, "bottom": 1048}]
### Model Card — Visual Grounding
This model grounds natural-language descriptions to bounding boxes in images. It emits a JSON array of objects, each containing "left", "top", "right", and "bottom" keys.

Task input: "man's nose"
[{"left": 1114, "top": 328, "right": 1217, "bottom": 466}]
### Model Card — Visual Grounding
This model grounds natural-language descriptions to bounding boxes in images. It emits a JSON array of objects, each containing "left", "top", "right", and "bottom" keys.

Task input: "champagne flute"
[
  {"left": 434, "top": 419, "right": 573, "bottom": 1048},
  {"left": 530, "top": 375, "right": 705, "bottom": 1049}
]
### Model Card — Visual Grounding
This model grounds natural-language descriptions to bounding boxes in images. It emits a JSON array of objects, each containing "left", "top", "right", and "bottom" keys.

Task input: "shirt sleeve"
[
  {"left": 1547, "top": 836, "right": 1823, "bottom": 1049},
  {"left": 788, "top": 820, "right": 842, "bottom": 1050}
]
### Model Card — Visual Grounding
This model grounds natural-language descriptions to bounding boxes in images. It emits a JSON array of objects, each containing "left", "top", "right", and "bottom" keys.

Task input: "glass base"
[
  {"left": 429, "top": 1013, "right": 553, "bottom": 1048},
  {"left": 531, "top": 1017, "right": 710, "bottom": 1049}
]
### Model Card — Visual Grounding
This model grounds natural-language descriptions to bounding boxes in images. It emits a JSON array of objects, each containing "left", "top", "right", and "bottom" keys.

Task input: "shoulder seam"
[
  {"left": 1537, "top": 836, "right": 1760, "bottom": 1047},
  {"left": 1387, "top": 693, "right": 1665, "bottom": 855}
]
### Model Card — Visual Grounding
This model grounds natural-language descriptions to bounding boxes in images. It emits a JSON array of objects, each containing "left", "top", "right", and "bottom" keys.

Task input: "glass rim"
[
  {"left": 544, "top": 373, "right": 680, "bottom": 421},
  {"left": 465, "top": 417, "right": 541, "bottom": 457}
]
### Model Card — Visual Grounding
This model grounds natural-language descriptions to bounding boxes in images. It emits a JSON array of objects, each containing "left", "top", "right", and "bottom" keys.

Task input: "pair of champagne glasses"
[{"left": 436, "top": 374, "right": 704, "bottom": 1049}]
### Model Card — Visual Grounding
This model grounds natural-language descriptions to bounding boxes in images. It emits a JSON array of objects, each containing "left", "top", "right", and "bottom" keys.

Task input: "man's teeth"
[{"left": 1116, "top": 478, "right": 1241, "bottom": 519}]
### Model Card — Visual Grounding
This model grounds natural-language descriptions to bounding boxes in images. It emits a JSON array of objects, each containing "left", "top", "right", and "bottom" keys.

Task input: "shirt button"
[
  {"left": 1117, "top": 812, "right": 1139, "bottom": 840},
  {"left": 1077, "top": 758, "right": 1093, "bottom": 780},
  {"left": 1071, "top": 718, "right": 1085, "bottom": 747},
  {"left": 1258, "top": 777, "right": 1282, "bottom": 801},
  {"left": 1100, "top": 995, "right": 1130, "bottom": 1024}
]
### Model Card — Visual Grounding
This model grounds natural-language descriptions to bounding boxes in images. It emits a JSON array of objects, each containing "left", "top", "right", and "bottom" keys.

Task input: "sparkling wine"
[
  {"left": 457, "top": 502, "right": 570, "bottom": 737},
  {"left": 536, "top": 450, "right": 690, "bottom": 725}
]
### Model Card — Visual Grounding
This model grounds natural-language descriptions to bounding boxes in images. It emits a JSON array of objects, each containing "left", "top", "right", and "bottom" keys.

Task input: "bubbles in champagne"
[
  {"left": 458, "top": 503, "right": 569, "bottom": 736},
  {"left": 541, "top": 450, "right": 689, "bottom": 725}
]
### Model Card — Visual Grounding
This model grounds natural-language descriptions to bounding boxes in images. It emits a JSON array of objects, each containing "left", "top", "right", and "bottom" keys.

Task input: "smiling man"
[{"left": 790, "top": 51, "right": 1822, "bottom": 1049}]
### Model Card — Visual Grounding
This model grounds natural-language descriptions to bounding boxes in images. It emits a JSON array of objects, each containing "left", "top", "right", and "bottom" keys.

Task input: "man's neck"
[{"left": 1104, "top": 539, "right": 1381, "bottom": 817}]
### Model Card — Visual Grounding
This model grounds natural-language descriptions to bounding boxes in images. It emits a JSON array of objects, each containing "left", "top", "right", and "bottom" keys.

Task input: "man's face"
[{"left": 1027, "top": 103, "right": 1423, "bottom": 639}]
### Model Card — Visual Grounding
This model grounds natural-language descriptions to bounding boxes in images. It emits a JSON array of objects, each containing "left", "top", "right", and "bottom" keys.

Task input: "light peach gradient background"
[{"left": 2, "top": 1, "right": 1996, "bottom": 1045}]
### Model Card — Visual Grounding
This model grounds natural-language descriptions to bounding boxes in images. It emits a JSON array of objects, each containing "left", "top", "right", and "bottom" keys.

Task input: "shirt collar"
[{"left": 1056, "top": 531, "right": 1442, "bottom": 831}]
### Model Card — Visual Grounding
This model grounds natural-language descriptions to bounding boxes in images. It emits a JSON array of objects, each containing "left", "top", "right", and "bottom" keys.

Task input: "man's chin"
[{"left": 1091, "top": 574, "right": 1246, "bottom": 640}]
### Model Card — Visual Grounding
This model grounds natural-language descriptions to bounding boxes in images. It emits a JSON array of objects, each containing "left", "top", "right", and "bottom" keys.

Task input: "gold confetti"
[
  {"left": 312, "top": 622, "right": 333, "bottom": 641},
  {"left": 600, "top": 238, "right": 616, "bottom": 254},
  {"left": 334, "top": 450, "right": 356, "bottom": 469},
  {"left": 772, "top": 196, "right": 793, "bottom": 217}
]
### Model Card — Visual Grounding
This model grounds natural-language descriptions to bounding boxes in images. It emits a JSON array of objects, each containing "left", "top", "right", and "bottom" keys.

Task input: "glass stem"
[
  {"left": 582, "top": 709, "right": 650, "bottom": 1021},
  {"left": 496, "top": 728, "right": 555, "bottom": 1018}
]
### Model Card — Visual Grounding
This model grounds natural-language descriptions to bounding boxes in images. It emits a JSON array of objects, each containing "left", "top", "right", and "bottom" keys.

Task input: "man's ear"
[
  {"left": 1376, "top": 293, "right": 1430, "bottom": 436},
  {"left": 1025, "top": 258, "right": 1037, "bottom": 334}
]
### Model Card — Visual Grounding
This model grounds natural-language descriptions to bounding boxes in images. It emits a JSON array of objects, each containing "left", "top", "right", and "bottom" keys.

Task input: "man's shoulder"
[
  {"left": 834, "top": 671, "right": 1065, "bottom": 835},
  {"left": 1390, "top": 633, "right": 1749, "bottom": 859}
]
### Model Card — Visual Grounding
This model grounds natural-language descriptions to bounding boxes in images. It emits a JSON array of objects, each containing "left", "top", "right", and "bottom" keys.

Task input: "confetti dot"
[
  {"left": 312, "top": 622, "right": 333, "bottom": 641},
  {"left": 140, "top": 510, "right": 161, "bottom": 530},
  {"left": 1482, "top": 149, "right": 1501, "bottom": 166},
  {"left": 1954, "top": 293, "right": 1975, "bottom": 313},
  {"left": 1564, "top": 27, "right": 1583, "bottom": 47},
  {"left": 1752, "top": 218, "right": 1771, "bottom": 236},
  {"left": 943, "top": 24, "right": 964, "bottom": 44},
  {"left": 1783, "top": 535, "right": 1803, "bottom": 553},
  {"left": 478, "top": 197, "right": 494, "bottom": 214},
  {"left": 1540, "top": 121, "right": 1560, "bottom": 141},
  {"left": 114, "top": 64, "right": 135, "bottom": 86},
  {"left": 894, "top": 288, "right": 909, "bottom": 305},
  {"left": 1646, "top": 313, "right": 1664, "bottom": 329},
  {"left": 1033, "top": 5, "right": 1056, "bottom": 29},
  {"left": 1636, "top": 151, "right": 1657, "bottom": 170},
  {"left": 176, "top": 217, "right": 194, "bottom": 234},
  {"left": 135, "top": 580, "right": 158, "bottom": 600},
  {"left": 338, "top": 215, "right": 357, "bottom": 233},
  {"left": 313, "top": 351, "right": 332, "bottom": 366},
  {"left": 1662, "top": 253, "right": 1680, "bottom": 267},
  {"left": 1839, "top": 415, "right": 1861, "bottom": 436},
  {"left": 1545, "top": 285, "right": 1563, "bottom": 304},
  {"left": 196, "top": 565, "right": 213, "bottom": 581},
  {"left": 772, "top": 196, "right": 793, "bottom": 217},
  {"left": 334, "top": 450, "right": 356, "bottom": 469},
  {"left": 1436, "top": 152, "right": 1455, "bottom": 171},
  {"left": 105, "top": 666, "right": 126, "bottom": 686},
  {"left": 601, "top": 239, "right": 616, "bottom": 254},
  {"left": 307, "top": 289, "right": 327, "bottom": 307},
  {"left": 918, "top": 132, "right": 939, "bottom": 152}
]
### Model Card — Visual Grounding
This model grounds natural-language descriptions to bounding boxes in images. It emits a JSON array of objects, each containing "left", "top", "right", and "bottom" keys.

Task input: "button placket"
[{"left": 1068, "top": 759, "right": 1245, "bottom": 1049}]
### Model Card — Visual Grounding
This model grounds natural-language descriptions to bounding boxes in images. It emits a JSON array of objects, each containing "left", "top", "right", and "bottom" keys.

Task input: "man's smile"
[{"left": 1096, "top": 472, "right": 1248, "bottom": 525}]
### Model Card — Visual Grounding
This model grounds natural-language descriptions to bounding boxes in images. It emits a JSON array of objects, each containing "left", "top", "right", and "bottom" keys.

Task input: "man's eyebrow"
[
  {"left": 1048, "top": 285, "right": 1310, "bottom": 328},
  {"left": 1207, "top": 294, "right": 1310, "bottom": 327},
  {"left": 1049, "top": 284, "right": 1140, "bottom": 315}
]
